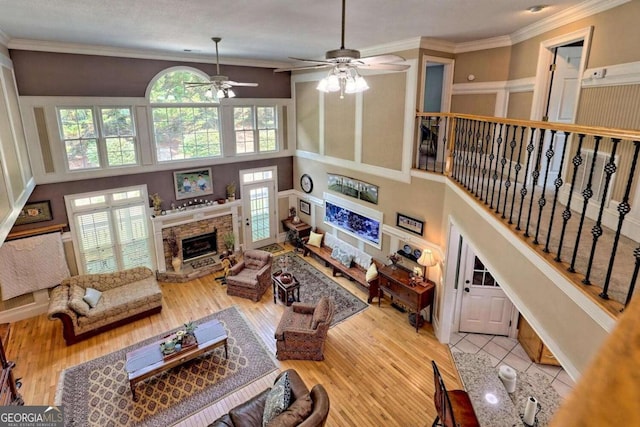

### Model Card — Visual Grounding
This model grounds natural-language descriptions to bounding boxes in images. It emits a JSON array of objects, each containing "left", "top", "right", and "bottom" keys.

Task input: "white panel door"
[
  {"left": 540, "top": 45, "right": 583, "bottom": 186},
  {"left": 459, "top": 252, "right": 514, "bottom": 336}
]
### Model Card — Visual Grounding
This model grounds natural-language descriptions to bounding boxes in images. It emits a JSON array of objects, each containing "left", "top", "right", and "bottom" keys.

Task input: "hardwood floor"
[{"left": 6, "top": 246, "right": 461, "bottom": 427}]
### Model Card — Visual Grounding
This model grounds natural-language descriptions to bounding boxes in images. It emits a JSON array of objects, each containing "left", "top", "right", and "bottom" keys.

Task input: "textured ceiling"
[{"left": 0, "top": 0, "right": 597, "bottom": 64}]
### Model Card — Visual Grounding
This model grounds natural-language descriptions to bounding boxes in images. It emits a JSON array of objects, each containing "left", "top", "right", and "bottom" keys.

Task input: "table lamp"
[{"left": 417, "top": 249, "right": 437, "bottom": 281}]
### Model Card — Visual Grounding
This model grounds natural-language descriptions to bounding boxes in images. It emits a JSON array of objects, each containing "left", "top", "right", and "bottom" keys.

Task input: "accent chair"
[
  {"left": 225, "top": 249, "right": 272, "bottom": 301},
  {"left": 275, "top": 297, "right": 335, "bottom": 361}
]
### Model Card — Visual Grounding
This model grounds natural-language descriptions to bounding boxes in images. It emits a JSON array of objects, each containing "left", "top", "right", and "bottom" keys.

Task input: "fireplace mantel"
[{"left": 150, "top": 201, "right": 240, "bottom": 273}]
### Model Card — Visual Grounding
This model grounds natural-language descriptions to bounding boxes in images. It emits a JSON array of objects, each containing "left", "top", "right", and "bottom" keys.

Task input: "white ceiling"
[{"left": 0, "top": 0, "right": 612, "bottom": 66}]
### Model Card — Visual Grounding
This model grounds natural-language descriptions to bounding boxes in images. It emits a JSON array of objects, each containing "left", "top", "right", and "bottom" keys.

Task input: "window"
[
  {"left": 66, "top": 186, "right": 153, "bottom": 274},
  {"left": 58, "top": 107, "right": 137, "bottom": 170},
  {"left": 234, "top": 106, "right": 278, "bottom": 154},
  {"left": 149, "top": 69, "right": 222, "bottom": 162}
]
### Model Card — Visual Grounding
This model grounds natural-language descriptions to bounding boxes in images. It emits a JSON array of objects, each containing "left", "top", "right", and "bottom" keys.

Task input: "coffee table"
[
  {"left": 125, "top": 319, "right": 228, "bottom": 401},
  {"left": 272, "top": 272, "right": 300, "bottom": 306}
]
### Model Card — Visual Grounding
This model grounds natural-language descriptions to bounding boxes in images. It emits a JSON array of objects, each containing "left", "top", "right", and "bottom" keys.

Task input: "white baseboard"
[{"left": 0, "top": 290, "right": 50, "bottom": 323}]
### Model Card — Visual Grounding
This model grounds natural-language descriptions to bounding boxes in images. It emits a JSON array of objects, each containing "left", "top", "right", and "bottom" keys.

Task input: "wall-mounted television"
[{"left": 323, "top": 193, "right": 383, "bottom": 249}]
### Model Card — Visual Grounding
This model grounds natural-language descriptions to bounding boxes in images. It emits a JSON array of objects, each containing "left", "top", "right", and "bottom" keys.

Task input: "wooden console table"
[
  {"left": 377, "top": 265, "right": 435, "bottom": 332},
  {"left": 282, "top": 218, "right": 311, "bottom": 251}
]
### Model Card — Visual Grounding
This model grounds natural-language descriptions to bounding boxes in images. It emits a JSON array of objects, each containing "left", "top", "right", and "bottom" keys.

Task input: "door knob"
[{"left": 464, "top": 287, "right": 470, "bottom": 292}]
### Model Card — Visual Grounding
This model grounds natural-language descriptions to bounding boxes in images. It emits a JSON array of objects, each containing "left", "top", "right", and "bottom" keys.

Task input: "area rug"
[
  {"left": 274, "top": 253, "right": 368, "bottom": 325},
  {"left": 256, "top": 243, "right": 285, "bottom": 254},
  {"left": 55, "top": 306, "right": 277, "bottom": 427}
]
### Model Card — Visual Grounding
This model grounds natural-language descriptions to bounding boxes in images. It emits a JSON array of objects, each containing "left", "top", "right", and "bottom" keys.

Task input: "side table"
[
  {"left": 272, "top": 272, "right": 301, "bottom": 306},
  {"left": 282, "top": 218, "right": 311, "bottom": 252}
]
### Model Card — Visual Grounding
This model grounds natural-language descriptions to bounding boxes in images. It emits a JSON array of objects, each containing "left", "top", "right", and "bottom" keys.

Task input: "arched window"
[{"left": 148, "top": 67, "right": 222, "bottom": 162}]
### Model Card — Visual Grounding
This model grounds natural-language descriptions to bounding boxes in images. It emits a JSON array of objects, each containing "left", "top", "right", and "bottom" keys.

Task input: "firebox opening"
[{"left": 181, "top": 230, "right": 218, "bottom": 263}]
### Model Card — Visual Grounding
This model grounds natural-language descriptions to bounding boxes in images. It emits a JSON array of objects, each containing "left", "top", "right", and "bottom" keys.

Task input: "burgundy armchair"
[
  {"left": 275, "top": 297, "right": 335, "bottom": 361},
  {"left": 226, "top": 249, "right": 272, "bottom": 301}
]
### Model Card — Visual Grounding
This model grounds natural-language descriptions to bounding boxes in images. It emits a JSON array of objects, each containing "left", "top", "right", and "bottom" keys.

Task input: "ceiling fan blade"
[
  {"left": 288, "top": 57, "right": 335, "bottom": 65},
  {"left": 357, "top": 54, "right": 406, "bottom": 65},
  {"left": 274, "top": 63, "right": 333, "bottom": 73},
  {"left": 356, "top": 63, "right": 411, "bottom": 71},
  {"left": 226, "top": 81, "right": 259, "bottom": 87},
  {"left": 184, "top": 82, "right": 213, "bottom": 87}
]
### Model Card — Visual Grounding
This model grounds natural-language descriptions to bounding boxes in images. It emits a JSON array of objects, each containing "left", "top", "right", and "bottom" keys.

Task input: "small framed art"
[
  {"left": 15, "top": 201, "right": 53, "bottom": 225},
  {"left": 174, "top": 168, "right": 213, "bottom": 200},
  {"left": 396, "top": 213, "right": 424, "bottom": 236},
  {"left": 299, "top": 199, "right": 311, "bottom": 215}
]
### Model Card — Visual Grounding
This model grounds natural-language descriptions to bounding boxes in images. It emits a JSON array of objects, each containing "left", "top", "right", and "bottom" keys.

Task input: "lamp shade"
[{"left": 417, "top": 250, "right": 436, "bottom": 267}]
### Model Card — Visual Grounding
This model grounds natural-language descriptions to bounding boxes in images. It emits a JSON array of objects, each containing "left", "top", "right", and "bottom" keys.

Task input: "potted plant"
[
  {"left": 222, "top": 231, "right": 235, "bottom": 253},
  {"left": 182, "top": 320, "right": 198, "bottom": 346},
  {"left": 226, "top": 182, "right": 236, "bottom": 201},
  {"left": 149, "top": 192, "right": 163, "bottom": 215}
]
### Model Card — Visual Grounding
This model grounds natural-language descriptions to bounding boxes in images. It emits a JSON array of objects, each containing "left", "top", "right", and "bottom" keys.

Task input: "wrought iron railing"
[{"left": 416, "top": 113, "right": 640, "bottom": 313}]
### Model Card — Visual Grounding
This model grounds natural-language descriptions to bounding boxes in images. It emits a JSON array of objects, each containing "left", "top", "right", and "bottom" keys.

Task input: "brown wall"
[
  {"left": 507, "top": 91, "right": 533, "bottom": 120},
  {"left": 10, "top": 157, "right": 293, "bottom": 234},
  {"left": 9, "top": 50, "right": 291, "bottom": 98}
]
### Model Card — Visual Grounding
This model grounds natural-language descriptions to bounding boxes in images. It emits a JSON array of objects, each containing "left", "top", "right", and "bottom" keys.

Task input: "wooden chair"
[{"left": 431, "top": 361, "right": 480, "bottom": 427}]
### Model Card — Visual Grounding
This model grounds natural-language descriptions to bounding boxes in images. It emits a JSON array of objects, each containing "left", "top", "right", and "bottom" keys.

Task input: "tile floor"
[{"left": 449, "top": 331, "right": 575, "bottom": 399}]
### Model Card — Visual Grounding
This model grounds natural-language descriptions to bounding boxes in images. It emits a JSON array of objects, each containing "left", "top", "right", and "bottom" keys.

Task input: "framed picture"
[
  {"left": 359, "top": 182, "right": 379, "bottom": 204},
  {"left": 396, "top": 213, "right": 424, "bottom": 236},
  {"left": 299, "top": 199, "right": 311, "bottom": 215},
  {"left": 15, "top": 200, "right": 53, "bottom": 225},
  {"left": 174, "top": 168, "right": 213, "bottom": 200},
  {"left": 327, "top": 174, "right": 343, "bottom": 193}
]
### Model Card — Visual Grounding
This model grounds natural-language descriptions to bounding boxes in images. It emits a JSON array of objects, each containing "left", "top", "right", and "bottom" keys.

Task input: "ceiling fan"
[
  {"left": 184, "top": 37, "right": 258, "bottom": 99},
  {"left": 274, "top": 0, "right": 409, "bottom": 97}
]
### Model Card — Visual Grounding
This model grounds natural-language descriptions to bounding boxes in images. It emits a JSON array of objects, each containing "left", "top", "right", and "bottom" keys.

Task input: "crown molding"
[
  {"left": 510, "top": 0, "right": 631, "bottom": 45},
  {"left": 454, "top": 35, "right": 513, "bottom": 54},
  {"left": 419, "top": 38, "right": 456, "bottom": 54},
  {"left": 359, "top": 37, "right": 421, "bottom": 57},
  {"left": 0, "top": 28, "right": 9, "bottom": 48},
  {"left": 6, "top": 38, "right": 291, "bottom": 69}
]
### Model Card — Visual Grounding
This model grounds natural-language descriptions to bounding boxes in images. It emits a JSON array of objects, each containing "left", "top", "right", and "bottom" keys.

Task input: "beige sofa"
[{"left": 48, "top": 267, "right": 162, "bottom": 345}]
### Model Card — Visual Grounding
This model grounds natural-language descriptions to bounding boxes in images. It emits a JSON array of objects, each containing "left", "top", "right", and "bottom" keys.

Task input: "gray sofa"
[{"left": 48, "top": 266, "right": 162, "bottom": 345}]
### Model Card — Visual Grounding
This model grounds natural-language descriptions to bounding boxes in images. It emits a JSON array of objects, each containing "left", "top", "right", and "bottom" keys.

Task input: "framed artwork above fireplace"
[{"left": 174, "top": 168, "right": 213, "bottom": 200}]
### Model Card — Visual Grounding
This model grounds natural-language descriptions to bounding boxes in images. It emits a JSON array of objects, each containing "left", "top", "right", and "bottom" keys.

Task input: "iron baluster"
[
  {"left": 480, "top": 123, "right": 493, "bottom": 204},
  {"left": 470, "top": 121, "right": 483, "bottom": 195},
  {"left": 543, "top": 131, "right": 570, "bottom": 253},
  {"left": 463, "top": 120, "right": 475, "bottom": 190},
  {"left": 498, "top": 124, "right": 514, "bottom": 217},
  {"left": 534, "top": 130, "right": 556, "bottom": 245},
  {"left": 625, "top": 247, "right": 640, "bottom": 309},
  {"left": 517, "top": 128, "right": 536, "bottom": 231},
  {"left": 489, "top": 123, "right": 504, "bottom": 209},
  {"left": 569, "top": 136, "right": 602, "bottom": 274},
  {"left": 438, "top": 116, "right": 446, "bottom": 174},
  {"left": 452, "top": 118, "right": 463, "bottom": 181},
  {"left": 473, "top": 121, "right": 486, "bottom": 197},
  {"left": 525, "top": 129, "right": 546, "bottom": 238},
  {"left": 509, "top": 127, "right": 526, "bottom": 224},
  {"left": 466, "top": 120, "right": 479, "bottom": 190},
  {"left": 556, "top": 134, "right": 586, "bottom": 262}
]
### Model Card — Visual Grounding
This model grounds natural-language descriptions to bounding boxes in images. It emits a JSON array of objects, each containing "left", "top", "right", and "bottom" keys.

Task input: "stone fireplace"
[{"left": 150, "top": 202, "right": 240, "bottom": 280}]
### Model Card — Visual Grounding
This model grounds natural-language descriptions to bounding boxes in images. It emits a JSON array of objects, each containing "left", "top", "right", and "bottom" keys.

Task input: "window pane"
[
  {"left": 65, "top": 138, "right": 100, "bottom": 170},
  {"left": 106, "top": 137, "right": 137, "bottom": 166},
  {"left": 257, "top": 106, "right": 277, "bottom": 152},
  {"left": 149, "top": 70, "right": 214, "bottom": 103},
  {"left": 101, "top": 108, "right": 134, "bottom": 137},
  {"left": 152, "top": 107, "right": 221, "bottom": 161},
  {"left": 59, "top": 108, "right": 95, "bottom": 139},
  {"left": 234, "top": 107, "right": 255, "bottom": 154}
]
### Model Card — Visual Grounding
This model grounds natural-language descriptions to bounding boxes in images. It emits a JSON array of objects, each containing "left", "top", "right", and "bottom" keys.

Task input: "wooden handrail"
[
  {"left": 7, "top": 224, "right": 67, "bottom": 241},
  {"left": 417, "top": 112, "right": 640, "bottom": 141}
]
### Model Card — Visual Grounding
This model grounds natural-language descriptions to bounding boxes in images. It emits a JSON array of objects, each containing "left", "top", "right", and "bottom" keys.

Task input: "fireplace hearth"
[{"left": 182, "top": 230, "right": 218, "bottom": 262}]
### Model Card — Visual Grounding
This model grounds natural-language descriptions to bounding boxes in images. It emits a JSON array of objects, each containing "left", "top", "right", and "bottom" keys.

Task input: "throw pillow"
[
  {"left": 307, "top": 231, "right": 323, "bottom": 248},
  {"left": 338, "top": 252, "right": 353, "bottom": 268},
  {"left": 266, "top": 393, "right": 313, "bottom": 427},
  {"left": 83, "top": 287, "right": 102, "bottom": 308},
  {"left": 365, "top": 262, "right": 378, "bottom": 282},
  {"left": 68, "top": 285, "right": 90, "bottom": 316},
  {"left": 263, "top": 372, "right": 292, "bottom": 426},
  {"left": 330, "top": 246, "right": 342, "bottom": 260}
]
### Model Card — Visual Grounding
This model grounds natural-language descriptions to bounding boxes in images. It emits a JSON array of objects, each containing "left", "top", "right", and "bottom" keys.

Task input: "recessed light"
[{"left": 527, "top": 5, "right": 547, "bottom": 13}]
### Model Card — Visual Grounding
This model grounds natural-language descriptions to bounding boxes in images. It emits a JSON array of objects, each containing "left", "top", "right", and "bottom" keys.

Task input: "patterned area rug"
[
  {"left": 55, "top": 306, "right": 277, "bottom": 426},
  {"left": 274, "top": 253, "right": 368, "bottom": 325},
  {"left": 256, "top": 243, "right": 285, "bottom": 254}
]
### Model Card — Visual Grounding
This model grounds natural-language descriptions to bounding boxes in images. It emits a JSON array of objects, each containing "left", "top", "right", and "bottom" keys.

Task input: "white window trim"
[
  {"left": 65, "top": 184, "right": 155, "bottom": 274},
  {"left": 232, "top": 105, "right": 279, "bottom": 155}
]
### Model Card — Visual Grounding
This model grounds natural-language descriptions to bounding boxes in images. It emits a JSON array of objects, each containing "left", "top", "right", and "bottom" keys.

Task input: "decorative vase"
[
  {"left": 171, "top": 256, "right": 182, "bottom": 273},
  {"left": 228, "top": 194, "right": 235, "bottom": 202}
]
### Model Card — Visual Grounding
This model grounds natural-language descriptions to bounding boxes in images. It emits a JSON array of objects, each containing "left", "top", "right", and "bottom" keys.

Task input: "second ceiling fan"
[
  {"left": 185, "top": 37, "right": 258, "bottom": 99},
  {"left": 275, "top": 0, "right": 409, "bottom": 97}
]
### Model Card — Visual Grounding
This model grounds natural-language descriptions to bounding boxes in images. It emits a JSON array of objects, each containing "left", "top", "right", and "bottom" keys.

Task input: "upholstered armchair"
[
  {"left": 226, "top": 249, "right": 272, "bottom": 301},
  {"left": 275, "top": 297, "right": 335, "bottom": 361}
]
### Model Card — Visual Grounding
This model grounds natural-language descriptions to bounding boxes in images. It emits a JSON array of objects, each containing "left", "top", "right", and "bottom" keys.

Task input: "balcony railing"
[{"left": 416, "top": 112, "right": 640, "bottom": 315}]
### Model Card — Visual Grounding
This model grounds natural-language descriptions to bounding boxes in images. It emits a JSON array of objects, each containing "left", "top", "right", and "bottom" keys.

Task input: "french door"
[{"left": 240, "top": 167, "right": 277, "bottom": 249}]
